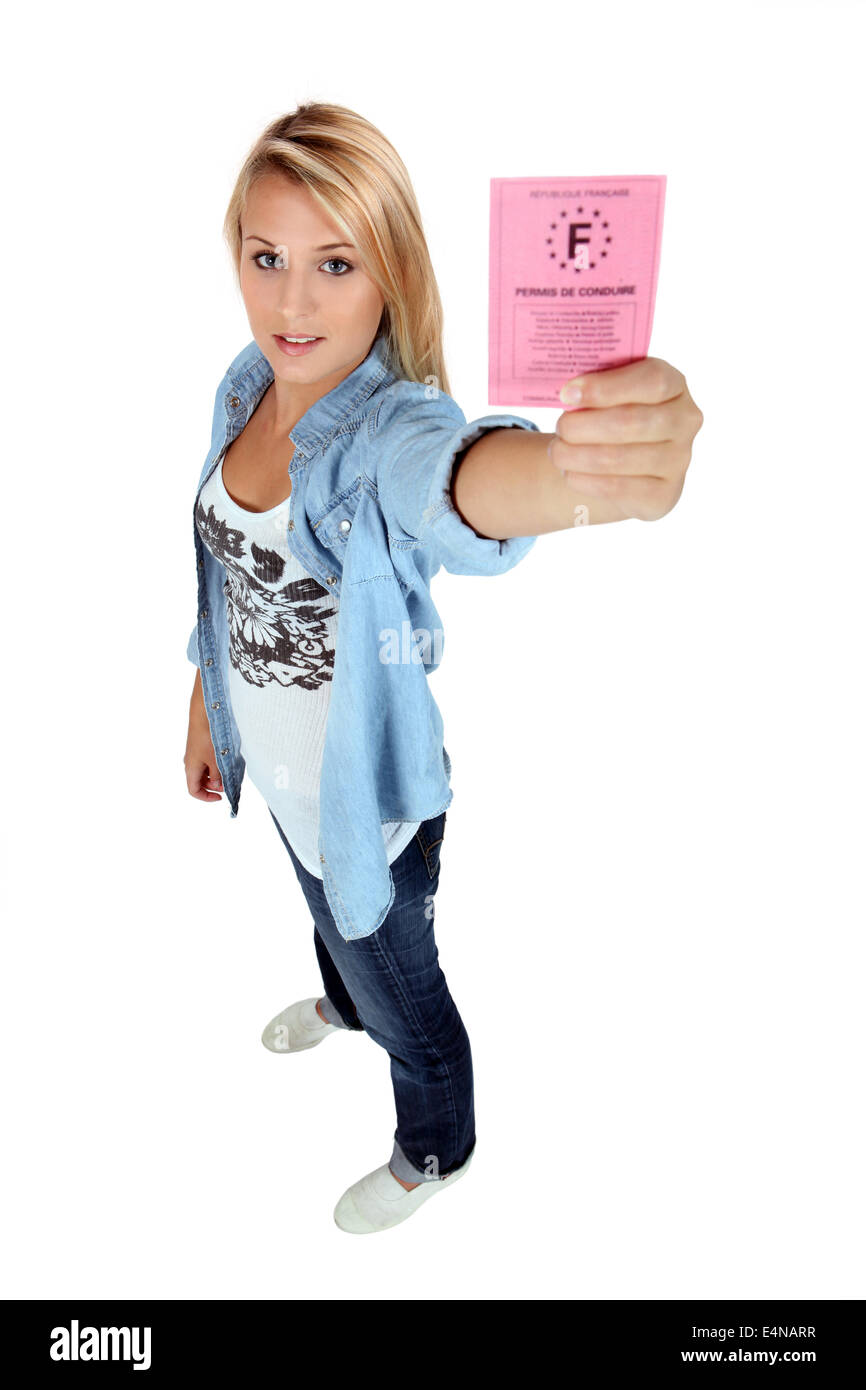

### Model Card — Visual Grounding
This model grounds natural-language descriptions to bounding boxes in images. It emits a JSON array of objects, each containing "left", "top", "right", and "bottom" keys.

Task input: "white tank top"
[{"left": 195, "top": 456, "right": 421, "bottom": 876}]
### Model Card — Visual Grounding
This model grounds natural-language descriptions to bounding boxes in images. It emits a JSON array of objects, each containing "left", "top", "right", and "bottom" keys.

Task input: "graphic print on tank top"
[
  {"left": 194, "top": 498, "right": 336, "bottom": 691},
  {"left": 193, "top": 459, "right": 423, "bottom": 877}
]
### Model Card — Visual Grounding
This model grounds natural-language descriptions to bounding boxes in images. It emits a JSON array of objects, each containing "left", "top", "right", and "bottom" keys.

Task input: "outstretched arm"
[{"left": 452, "top": 357, "right": 704, "bottom": 537}]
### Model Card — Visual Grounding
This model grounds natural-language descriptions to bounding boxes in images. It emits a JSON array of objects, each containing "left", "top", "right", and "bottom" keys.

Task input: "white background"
[{"left": 2, "top": 0, "right": 863, "bottom": 1300}]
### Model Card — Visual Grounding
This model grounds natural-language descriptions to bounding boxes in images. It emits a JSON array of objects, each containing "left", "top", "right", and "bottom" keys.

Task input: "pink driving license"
[{"left": 489, "top": 175, "right": 666, "bottom": 406}]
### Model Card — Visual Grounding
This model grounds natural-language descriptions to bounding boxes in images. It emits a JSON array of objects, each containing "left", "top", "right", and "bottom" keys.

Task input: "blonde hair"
[{"left": 224, "top": 103, "right": 451, "bottom": 396}]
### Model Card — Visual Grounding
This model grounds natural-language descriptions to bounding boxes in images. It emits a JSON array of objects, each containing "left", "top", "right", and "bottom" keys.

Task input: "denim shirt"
[{"left": 187, "top": 333, "right": 540, "bottom": 940}]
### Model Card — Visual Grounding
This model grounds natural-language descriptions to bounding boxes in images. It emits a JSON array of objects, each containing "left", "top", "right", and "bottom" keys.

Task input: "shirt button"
[
  {"left": 198, "top": 559, "right": 204, "bottom": 569},
  {"left": 229, "top": 396, "right": 241, "bottom": 409},
  {"left": 211, "top": 701, "right": 221, "bottom": 710},
  {"left": 220, "top": 747, "right": 229, "bottom": 755},
  {"left": 205, "top": 658, "right": 213, "bottom": 667},
  {"left": 326, "top": 575, "right": 336, "bottom": 585},
  {"left": 338, "top": 519, "right": 351, "bottom": 533},
  {"left": 200, "top": 607, "right": 208, "bottom": 618},
  {"left": 319, "top": 853, "right": 325, "bottom": 862},
  {"left": 287, "top": 519, "right": 294, "bottom": 531}
]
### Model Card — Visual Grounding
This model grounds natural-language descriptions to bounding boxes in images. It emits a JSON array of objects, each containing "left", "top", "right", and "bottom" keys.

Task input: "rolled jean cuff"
[
  {"left": 389, "top": 1138, "right": 439, "bottom": 1184},
  {"left": 388, "top": 1136, "right": 474, "bottom": 1184}
]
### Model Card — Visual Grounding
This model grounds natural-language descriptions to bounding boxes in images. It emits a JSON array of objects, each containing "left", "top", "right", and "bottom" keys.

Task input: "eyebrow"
[{"left": 243, "top": 236, "right": 356, "bottom": 251}]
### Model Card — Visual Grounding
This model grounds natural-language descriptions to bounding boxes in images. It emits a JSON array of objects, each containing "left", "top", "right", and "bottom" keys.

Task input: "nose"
[{"left": 272, "top": 263, "right": 318, "bottom": 319}]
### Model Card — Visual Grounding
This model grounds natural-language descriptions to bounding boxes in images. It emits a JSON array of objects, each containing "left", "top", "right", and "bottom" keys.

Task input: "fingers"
[
  {"left": 548, "top": 433, "right": 676, "bottom": 479},
  {"left": 185, "top": 755, "right": 224, "bottom": 803},
  {"left": 556, "top": 399, "right": 679, "bottom": 447},
  {"left": 558, "top": 356, "right": 685, "bottom": 410}
]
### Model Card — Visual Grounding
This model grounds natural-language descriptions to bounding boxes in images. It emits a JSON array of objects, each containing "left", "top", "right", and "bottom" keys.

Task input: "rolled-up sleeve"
[{"left": 375, "top": 380, "right": 540, "bottom": 577}]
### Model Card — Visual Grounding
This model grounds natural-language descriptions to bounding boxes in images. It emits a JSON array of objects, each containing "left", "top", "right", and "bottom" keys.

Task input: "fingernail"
[{"left": 560, "top": 383, "right": 583, "bottom": 405}]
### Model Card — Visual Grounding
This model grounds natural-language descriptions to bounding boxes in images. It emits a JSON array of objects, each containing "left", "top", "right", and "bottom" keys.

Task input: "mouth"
[{"left": 274, "top": 334, "right": 325, "bottom": 357}]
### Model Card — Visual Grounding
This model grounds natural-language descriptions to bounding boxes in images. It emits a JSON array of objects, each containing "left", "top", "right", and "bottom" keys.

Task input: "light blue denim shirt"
[{"left": 187, "top": 333, "right": 540, "bottom": 940}]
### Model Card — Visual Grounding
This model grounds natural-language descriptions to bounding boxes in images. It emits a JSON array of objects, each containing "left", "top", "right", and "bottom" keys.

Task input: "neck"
[{"left": 259, "top": 381, "right": 306, "bottom": 439}]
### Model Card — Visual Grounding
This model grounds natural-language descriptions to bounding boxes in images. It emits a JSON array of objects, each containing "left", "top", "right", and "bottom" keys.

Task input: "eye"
[{"left": 321, "top": 257, "right": 353, "bottom": 275}]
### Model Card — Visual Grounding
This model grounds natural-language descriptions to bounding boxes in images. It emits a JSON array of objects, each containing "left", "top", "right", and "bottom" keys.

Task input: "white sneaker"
[
  {"left": 334, "top": 1151, "right": 475, "bottom": 1233},
  {"left": 261, "top": 997, "right": 341, "bottom": 1053}
]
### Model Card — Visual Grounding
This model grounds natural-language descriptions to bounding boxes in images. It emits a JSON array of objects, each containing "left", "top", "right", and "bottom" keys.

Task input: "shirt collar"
[{"left": 226, "top": 334, "right": 397, "bottom": 456}]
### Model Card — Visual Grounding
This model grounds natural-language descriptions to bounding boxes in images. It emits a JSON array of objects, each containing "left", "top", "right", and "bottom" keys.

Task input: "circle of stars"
[{"left": 544, "top": 207, "right": 613, "bottom": 271}]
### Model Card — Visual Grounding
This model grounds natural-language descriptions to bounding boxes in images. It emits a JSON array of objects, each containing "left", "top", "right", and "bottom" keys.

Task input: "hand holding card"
[
  {"left": 547, "top": 355, "right": 704, "bottom": 524},
  {"left": 489, "top": 175, "right": 667, "bottom": 407}
]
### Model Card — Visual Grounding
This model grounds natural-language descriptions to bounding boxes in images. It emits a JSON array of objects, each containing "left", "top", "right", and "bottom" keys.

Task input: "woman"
[{"left": 183, "top": 103, "right": 703, "bottom": 1234}]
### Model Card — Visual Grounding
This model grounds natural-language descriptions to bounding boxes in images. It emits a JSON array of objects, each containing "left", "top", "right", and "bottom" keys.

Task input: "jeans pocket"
[{"left": 414, "top": 811, "right": 447, "bottom": 880}]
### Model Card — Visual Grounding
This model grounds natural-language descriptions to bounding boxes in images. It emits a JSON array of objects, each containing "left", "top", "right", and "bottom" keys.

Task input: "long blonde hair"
[{"left": 224, "top": 103, "right": 451, "bottom": 396}]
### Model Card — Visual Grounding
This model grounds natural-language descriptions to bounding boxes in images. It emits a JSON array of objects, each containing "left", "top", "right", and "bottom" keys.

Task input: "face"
[{"left": 239, "top": 172, "right": 386, "bottom": 409}]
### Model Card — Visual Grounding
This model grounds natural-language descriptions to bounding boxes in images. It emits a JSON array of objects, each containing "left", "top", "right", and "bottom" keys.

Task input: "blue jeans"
[{"left": 269, "top": 808, "right": 476, "bottom": 1185}]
